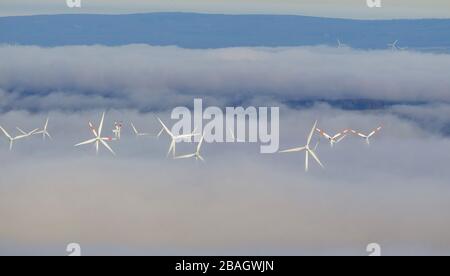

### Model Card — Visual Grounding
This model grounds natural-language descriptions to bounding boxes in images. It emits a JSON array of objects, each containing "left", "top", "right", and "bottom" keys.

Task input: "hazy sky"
[{"left": 1, "top": 0, "right": 450, "bottom": 19}]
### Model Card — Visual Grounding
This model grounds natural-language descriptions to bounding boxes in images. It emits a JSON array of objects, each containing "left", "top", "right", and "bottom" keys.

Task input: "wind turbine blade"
[
  {"left": 74, "top": 138, "right": 96, "bottom": 147},
  {"left": 229, "top": 128, "right": 236, "bottom": 140},
  {"left": 354, "top": 131, "right": 367, "bottom": 138},
  {"left": 307, "top": 121, "right": 318, "bottom": 146},
  {"left": 130, "top": 123, "right": 139, "bottom": 135},
  {"left": 28, "top": 128, "right": 39, "bottom": 135},
  {"left": 336, "top": 134, "right": 347, "bottom": 143},
  {"left": 44, "top": 118, "right": 49, "bottom": 130},
  {"left": 9, "top": 140, "right": 13, "bottom": 151},
  {"left": 89, "top": 122, "right": 98, "bottom": 137},
  {"left": 177, "top": 133, "right": 200, "bottom": 139},
  {"left": 314, "top": 141, "right": 319, "bottom": 151},
  {"left": 197, "top": 135, "right": 205, "bottom": 152},
  {"left": 14, "top": 128, "right": 38, "bottom": 139},
  {"left": 175, "top": 153, "right": 196, "bottom": 159},
  {"left": 157, "top": 128, "right": 164, "bottom": 138},
  {"left": 280, "top": 146, "right": 306, "bottom": 153},
  {"left": 309, "top": 149, "right": 325, "bottom": 168},
  {"left": 100, "top": 139, "right": 116, "bottom": 156},
  {"left": 16, "top": 127, "right": 27, "bottom": 135},
  {"left": 44, "top": 131, "right": 53, "bottom": 140},
  {"left": 157, "top": 117, "right": 173, "bottom": 137},
  {"left": 95, "top": 141, "right": 99, "bottom": 155},
  {"left": 305, "top": 151, "right": 309, "bottom": 172},
  {"left": 316, "top": 128, "right": 332, "bottom": 140},
  {"left": 173, "top": 141, "right": 176, "bottom": 158},
  {"left": 198, "top": 155, "right": 205, "bottom": 162},
  {"left": 368, "top": 126, "right": 382, "bottom": 138},
  {"left": 167, "top": 140, "right": 175, "bottom": 157},
  {"left": 332, "top": 132, "right": 343, "bottom": 139},
  {"left": 14, "top": 134, "right": 28, "bottom": 140},
  {"left": 0, "top": 126, "right": 12, "bottom": 140},
  {"left": 98, "top": 112, "right": 105, "bottom": 137}
]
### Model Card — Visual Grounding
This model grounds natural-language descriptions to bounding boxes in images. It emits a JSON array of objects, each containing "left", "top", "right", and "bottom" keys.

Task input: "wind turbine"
[
  {"left": 315, "top": 128, "right": 349, "bottom": 147},
  {"left": 388, "top": 40, "right": 407, "bottom": 51},
  {"left": 351, "top": 126, "right": 382, "bottom": 145},
  {"left": 388, "top": 40, "right": 399, "bottom": 50},
  {"left": 337, "top": 39, "right": 348, "bottom": 48},
  {"left": 280, "top": 121, "right": 324, "bottom": 172},
  {"left": 74, "top": 112, "right": 116, "bottom": 155},
  {"left": 0, "top": 126, "right": 38, "bottom": 151},
  {"left": 130, "top": 122, "right": 151, "bottom": 137},
  {"left": 34, "top": 117, "right": 52, "bottom": 140},
  {"left": 175, "top": 134, "right": 206, "bottom": 162},
  {"left": 157, "top": 117, "right": 199, "bottom": 158},
  {"left": 113, "top": 122, "right": 123, "bottom": 140}
]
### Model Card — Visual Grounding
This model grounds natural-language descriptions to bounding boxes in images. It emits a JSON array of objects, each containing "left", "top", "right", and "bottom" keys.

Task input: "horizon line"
[{"left": 1, "top": 11, "right": 450, "bottom": 21}]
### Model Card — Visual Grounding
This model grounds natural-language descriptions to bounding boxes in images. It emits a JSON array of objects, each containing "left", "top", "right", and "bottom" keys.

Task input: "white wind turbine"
[
  {"left": 388, "top": 40, "right": 407, "bottom": 51},
  {"left": 75, "top": 112, "right": 116, "bottom": 155},
  {"left": 315, "top": 128, "right": 349, "bottom": 147},
  {"left": 388, "top": 40, "right": 399, "bottom": 50},
  {"left": 34, "top": 117, "right": 52, "bottom": 140},
  {"left": 337, "top": 39, "right": 348, "bottom": 48},
  {"left": 113, "top": 122, "right": 123, "bottom": 140},
  {"left": 280, "top": 121, "right": 324, "bottom": 172},
  {"left": 130, "top": 122, "right": 152, "bottom": 137},
  {"left": 0, "top": 126, "right": 38, "bottom": 151},
  {"left": 351, "top": 126, "right": 382, "bottom": 145},
  {"left": 175, "top": 134, "right": 206, "bottom": 162},
  {"left": 157, "top": 117, "right": 199, "bottom": 158}
]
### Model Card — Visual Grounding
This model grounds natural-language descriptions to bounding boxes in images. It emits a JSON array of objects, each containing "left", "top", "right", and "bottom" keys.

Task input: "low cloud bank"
[
  {"left": 1, "top": 45, "right": 450, "bottom": 113},
  {"left": 0, "top": 108, "right": 449, "bottom": 255}
]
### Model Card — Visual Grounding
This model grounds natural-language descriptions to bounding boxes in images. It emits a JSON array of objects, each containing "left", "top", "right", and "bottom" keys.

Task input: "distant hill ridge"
[{"left": 1, "top": 12, "right": 450, "bottom": 49}]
